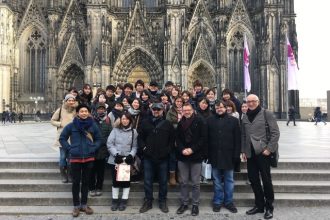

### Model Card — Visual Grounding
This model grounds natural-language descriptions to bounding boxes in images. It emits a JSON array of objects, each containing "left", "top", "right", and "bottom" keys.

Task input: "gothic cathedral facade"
[{"left": 0, "top": 0, "right": 299, "bottom": 118}]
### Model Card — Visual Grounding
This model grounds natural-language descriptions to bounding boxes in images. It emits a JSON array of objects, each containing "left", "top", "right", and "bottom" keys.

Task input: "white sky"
[{"left": 295, "top": 1, "right": 330, "bottom": 98}]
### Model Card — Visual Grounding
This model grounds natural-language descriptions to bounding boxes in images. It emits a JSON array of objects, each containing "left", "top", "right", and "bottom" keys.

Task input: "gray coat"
[
  {"left": 107, "top": 127, "right": 138, "bottom": 165},
  {"left": 241, "top": 109, "right": 280, "bottom": 158}
]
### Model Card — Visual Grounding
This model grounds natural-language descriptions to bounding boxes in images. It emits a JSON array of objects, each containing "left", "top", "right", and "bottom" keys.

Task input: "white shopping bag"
[
  {"left": 201, "top": 160, "right": 212, "bottom": 179},
  {"left": 116, "top": 163, "right": 131, "bottom": 182}
]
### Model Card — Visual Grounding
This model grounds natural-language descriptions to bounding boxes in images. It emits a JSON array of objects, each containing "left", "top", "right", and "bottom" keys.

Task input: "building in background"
[
  {"left": 0, "top": 0, "right": 299, "bottom": 117},
  {"left": 300, "top": 98, "right": 327, "bottom": 121}
]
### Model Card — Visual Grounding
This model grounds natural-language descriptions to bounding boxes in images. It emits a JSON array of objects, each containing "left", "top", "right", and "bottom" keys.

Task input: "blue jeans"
[
  {"left": 143, "top": 158, "right": 168, "bottom": 202},
  {"left": 212, "top": 168, "right": 234, "bottom": 205},
  {"left": 59, "top": 147, "right": 69, "bottom": 167}
]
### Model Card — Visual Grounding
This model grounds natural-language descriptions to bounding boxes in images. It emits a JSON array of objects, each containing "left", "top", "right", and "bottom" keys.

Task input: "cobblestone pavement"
[{"left": 2, "top": 207, "right": 330, "bottom": 220}]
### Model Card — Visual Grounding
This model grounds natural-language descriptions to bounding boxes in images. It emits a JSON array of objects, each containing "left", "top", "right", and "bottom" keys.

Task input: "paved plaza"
[
  {"left": 0, "top": 121, "right": 330, "bottom": 220},
  {"left": 0, "top": 121, "right": 329, "bottom": 161}
]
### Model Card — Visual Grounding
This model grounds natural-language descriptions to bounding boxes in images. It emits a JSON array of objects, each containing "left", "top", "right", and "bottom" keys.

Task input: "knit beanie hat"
[{"left": 64, "top": 94, "right": 76, "bottom": 102}]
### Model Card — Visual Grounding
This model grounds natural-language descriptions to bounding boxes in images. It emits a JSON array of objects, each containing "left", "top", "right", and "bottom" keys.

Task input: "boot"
[
  {"left": 118, "top": 199, "right": 128, "bottom": 211},
  {"left": 111, "top": 199, "right": 119, "bottom": 211},
  {"left": 139, "top": 199, "right": 152, "bottom": 213},
  {"left": 169, "top": 171, "right": 176, "bottom": 186},
  {"left": 60, "top": 167, "right": 68, "bottom": 183},
  {"left": 67, "top": 165, "right": 72, "bottom": 183}
]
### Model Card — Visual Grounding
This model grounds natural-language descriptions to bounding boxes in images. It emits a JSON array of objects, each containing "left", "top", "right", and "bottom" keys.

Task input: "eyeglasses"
[{"left": 246, "top": 100, "right": 259, "bottom": 103}]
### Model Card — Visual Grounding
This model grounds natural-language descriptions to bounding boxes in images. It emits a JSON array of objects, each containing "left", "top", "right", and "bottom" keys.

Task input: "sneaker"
[
  {"left": 80, "top": 206, "right": 93, "bottom": 215},
  {"left": 224, "top": 203, "right": 238, "bottom": 213},
  {"left": 212, "top": 204, "right": 221, "bottom": 212},
  {"left": 72, "top": 208, "right": 80, "bottom": 217},
  {"left": 95, "top": 189, "right": 102, "bottom": 196},
  {"left": 139, "top": 199, "right": 152, "bottom": 213},
  {"left": 159, "top": 201, "right": 169, "bottom": 213},
  {"left": 89, "top": 190, "right": 96, "bottom": 197}
]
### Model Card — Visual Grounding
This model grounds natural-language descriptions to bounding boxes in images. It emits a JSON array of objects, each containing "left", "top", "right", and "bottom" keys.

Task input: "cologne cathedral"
[{"left": 0, "top": 0, "right": 299, "bottom": 118}]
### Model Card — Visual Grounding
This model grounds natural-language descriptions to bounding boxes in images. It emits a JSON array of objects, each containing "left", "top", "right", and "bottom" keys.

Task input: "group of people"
[
  {"left": 1, "top": 110, "right": 23, "bottom": 124},
  {"left": 51, "top": 79, "right": 280, "bottom": 219}
]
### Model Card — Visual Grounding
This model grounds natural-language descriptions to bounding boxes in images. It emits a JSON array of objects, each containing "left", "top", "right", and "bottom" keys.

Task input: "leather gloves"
[
  {"left": 125, "top": 154, "right": 134, "bottom": 165},
  {"left": 114, "top": 154, "right": 124, "bottom": 164}
]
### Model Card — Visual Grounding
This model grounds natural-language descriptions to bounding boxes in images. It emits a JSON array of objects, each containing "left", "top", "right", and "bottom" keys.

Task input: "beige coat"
[{"left": 51, "top": 103, "right": 76, "bottom": 147}]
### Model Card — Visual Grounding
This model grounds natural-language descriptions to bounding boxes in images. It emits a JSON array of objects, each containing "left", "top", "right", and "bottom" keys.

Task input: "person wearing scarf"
[
  {"left": 60, "top": 104, "right": 102, "bottom": 217},
  {"left": 207, "top": 100, "right": 241, "bottom": 214},
  {"left": 107, "top": 112, "right": 138, "bottom": 212},
  {"left": 241, "top": 94, "right": 280, "bottom": 220},
  {"left": 108, "top": 101, "right": 124, "bottom": 128},
  {"left": 51, "top": 93, "right": 76, "bottom": 183},
  {"left": 175, "top": 103, "right": 207, "bottom": 216},
  {"left": 196, "top": 98, "right": 212, "bottom": 120},
  {"left": 128, "top": 98, "right": 142, "bottom": 129},
  {"left": 166, "top": 96, "right": 184, "bottom": 186},
  {"left": 205, "top": 88, "right": 217, "bottom": 115},
  {"left": 89, "top": 103, "right": 113, "bottom": 197}
]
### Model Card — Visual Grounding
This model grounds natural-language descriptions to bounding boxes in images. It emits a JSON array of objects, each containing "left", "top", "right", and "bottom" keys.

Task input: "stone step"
[
  {"left": 0, "top": 179, "right": 330, "bottom": 194},
  {"left": 1, "top": 168, "right": 330, "bottom": 181},
  {"left": 1, "top": 159, "right": 330, "bottom": 170},
  {"left": 0, "top": 192, "right": 329, "bottom": 207}
]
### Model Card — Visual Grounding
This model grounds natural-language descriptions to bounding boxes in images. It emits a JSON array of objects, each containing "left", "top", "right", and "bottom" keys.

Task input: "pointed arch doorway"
[
  {"left": 127, "top": 65, "right": 151, "bottom": 85},
  {"left": 188, "top": 61, "right": 216, "bottom": 88}
]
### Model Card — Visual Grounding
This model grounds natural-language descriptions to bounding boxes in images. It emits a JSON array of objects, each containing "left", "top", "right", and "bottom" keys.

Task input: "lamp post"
[{"left": 29, "top": 96, "right": 44, "bottom": 113}]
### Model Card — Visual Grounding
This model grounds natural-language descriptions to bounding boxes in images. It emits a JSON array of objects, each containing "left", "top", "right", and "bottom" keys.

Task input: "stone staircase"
[{"left": 0, "top": 159, "right": 330, "bottom": 215}]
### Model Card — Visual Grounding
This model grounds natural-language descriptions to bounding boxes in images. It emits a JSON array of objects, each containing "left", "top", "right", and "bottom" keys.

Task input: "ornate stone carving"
[{"left": 190, "top": 35, "right": 214, "bottom": 66}]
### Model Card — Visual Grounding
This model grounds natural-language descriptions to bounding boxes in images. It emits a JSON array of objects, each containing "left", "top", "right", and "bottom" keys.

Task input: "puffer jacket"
[
  {"left": 107, "top": 127, "right": 138, "bottom": 165},
  {"left": 59, "top": 119, "right": 102, "bottom": 159}
]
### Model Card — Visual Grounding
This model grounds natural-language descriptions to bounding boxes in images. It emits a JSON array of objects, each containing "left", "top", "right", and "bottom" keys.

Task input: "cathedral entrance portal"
[
  {"left": 62, "top": 64, "right": 84, "bottom": 90},
  {"left": 188, "top": 62, "right": 216, "bottom": 89},
  {"left": 127, "top": 65, "right": 150, "bottom": 85}
]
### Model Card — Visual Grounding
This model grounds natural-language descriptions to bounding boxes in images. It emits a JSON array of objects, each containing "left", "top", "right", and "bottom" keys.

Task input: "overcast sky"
[{"left": 295, "top": 1, "right": 330, "bottom": 99}]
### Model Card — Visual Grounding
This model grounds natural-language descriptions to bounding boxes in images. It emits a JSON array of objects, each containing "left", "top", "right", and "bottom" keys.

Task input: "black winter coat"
[
  {"left": 207, "top": 114, "right": 241, "bottom": 170},
  {"left": 176, "top": 115, "right": 208, "bottom": 163},
  {"left": 95, "top": 117, "right": 112, "bottom": 160},
  {"left": 138, "top": 117, "right": 175, "bottom": 162}
]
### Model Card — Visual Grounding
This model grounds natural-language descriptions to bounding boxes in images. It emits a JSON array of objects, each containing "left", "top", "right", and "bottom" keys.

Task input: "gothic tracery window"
[
  {"left": 26, "top": 30, "right": 47, "bottom": 94},
  {"left": 228, "top": 31, "right": 244, "bottom": 92}
]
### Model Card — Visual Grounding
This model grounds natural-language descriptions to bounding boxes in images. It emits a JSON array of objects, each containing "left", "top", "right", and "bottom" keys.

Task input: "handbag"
[
  {"left": 263, "top": 110, "right": 279, "bottom": 168},
  {"left": 201, "top": 160, "right": 212, "bottom": 179},
  {"left": 116, "top": 163, "right": 131, "bottom": 181}
]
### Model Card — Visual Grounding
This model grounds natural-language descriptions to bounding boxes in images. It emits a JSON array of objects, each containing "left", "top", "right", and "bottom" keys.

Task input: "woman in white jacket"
[{"left": 107, "top": 112, "right": 138, "bottom": 211}]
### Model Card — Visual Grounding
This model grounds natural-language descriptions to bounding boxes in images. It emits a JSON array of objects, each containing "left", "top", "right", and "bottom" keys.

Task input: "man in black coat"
[
  {"left": 175, "top": 103, "right": 208, "bottom": 216},
  {"left": 137, "top": 102, "right": 175, "bottom": 214},
  {"left": 207, "top": 100, "right": 241, "bottom": 213}
]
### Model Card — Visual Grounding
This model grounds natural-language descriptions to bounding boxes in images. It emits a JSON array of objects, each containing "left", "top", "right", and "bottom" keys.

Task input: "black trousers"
[
  {"left": 247, "top": 148, "right": 274, "bottom": 211},
  {"left": 89, "top": 159, "right": 106, "bottom": 191},
  {"left": 71, "top": 161, "right": 93, "bottom": 207}
]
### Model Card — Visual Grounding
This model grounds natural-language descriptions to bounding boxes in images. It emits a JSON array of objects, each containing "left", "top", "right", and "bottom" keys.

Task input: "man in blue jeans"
[
  {"left": 137, "top": 102, "right": 175, "bottom": 213},
  {"left": 207, "top": 100, "right": 241, "bottom": 213}
]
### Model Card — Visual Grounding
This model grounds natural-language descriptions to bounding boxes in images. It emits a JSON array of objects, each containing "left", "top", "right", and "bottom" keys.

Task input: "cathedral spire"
[
  {"left": 17, "top": 0, "right": 47, "bottom": 37},
  {"left": 228, "top": 0, "right": 252, "bottom": 30},
  {"left": 190, "top": 34, "right": 213, "bottom": 66},
  {"left": 60, "top": 32, "right": 84, "bottom": 67},
  {"left": 117, "top": 0, "right": 153, "bottom": 57},
  {"left": 187, "top": 0, "right": 214, "bottom": 34}
]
